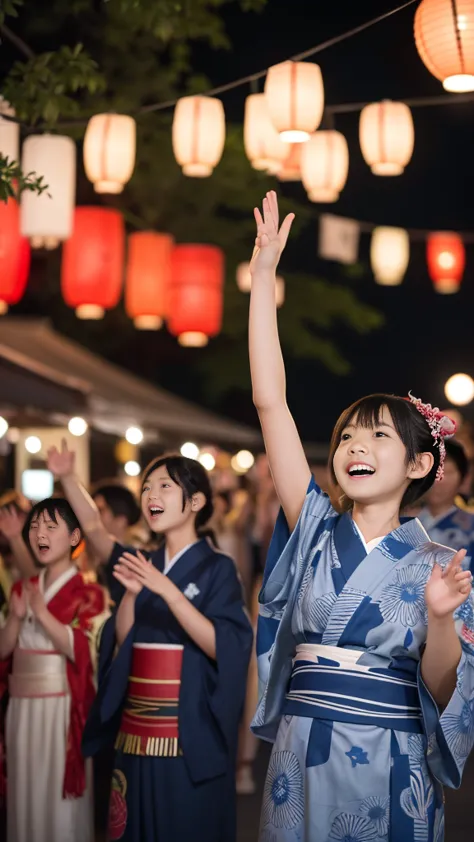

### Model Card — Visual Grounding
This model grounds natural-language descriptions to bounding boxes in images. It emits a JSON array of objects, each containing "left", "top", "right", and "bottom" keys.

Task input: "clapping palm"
[
  {"left": 47, "top": 438, "right": 75, "bottom": 478},
  {"left": 250, "top": 190, "right": 295, "bottom": 275},
  {"left": 425, "top": 550, "right": 473, "bottom": 619}
]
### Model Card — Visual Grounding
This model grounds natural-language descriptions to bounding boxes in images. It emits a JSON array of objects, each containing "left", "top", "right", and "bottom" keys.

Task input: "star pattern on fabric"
[{"left": 345, "top": 746, "right": 369, "bottom": 768}]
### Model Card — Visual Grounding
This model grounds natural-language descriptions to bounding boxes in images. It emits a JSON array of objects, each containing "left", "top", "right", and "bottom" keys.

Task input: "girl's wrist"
[{"left": 427, "top": 609, "right": 456, "bottom": 628}]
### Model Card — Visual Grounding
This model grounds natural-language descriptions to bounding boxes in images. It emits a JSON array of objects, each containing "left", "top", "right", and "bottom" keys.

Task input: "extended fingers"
[{"left": 442, "top": 549, "right": 467, "bottom": 578}]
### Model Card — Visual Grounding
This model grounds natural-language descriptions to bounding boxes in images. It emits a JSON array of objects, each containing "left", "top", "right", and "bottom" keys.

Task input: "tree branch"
[{"left": 0, "top": 23, "right": 34, "bottom": 59}]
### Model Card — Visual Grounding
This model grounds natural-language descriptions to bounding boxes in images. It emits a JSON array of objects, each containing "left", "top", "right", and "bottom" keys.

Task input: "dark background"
[
  {"left": 192, "top": 0, "right": 474, "bottom": 442},
  {"left": 5, "top": 0, "right": 474, "bottom": 446}
]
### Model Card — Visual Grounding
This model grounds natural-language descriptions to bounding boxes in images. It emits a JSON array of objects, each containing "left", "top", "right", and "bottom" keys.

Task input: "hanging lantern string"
[
  {"left": 313, "top": 209, "right": 474, "bottom": 244},
  {"left": 139, "top": 0, "right": 419, "bottom": 114},
  {"left": 0, "top": 0, "right": 424, "bottom": 129}
]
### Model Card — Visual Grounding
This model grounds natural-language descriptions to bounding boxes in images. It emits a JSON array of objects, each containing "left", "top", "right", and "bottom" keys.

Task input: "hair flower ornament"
[{"left": 408, "top": 392, "right": 457, "bottom": 482}]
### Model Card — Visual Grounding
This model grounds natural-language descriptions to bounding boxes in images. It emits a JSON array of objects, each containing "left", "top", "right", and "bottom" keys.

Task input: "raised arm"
[
  {"left": 249, "top": 191, "right": 311, "bottom": 531},
  {"left": 47, "top": 440, "right": 114, "bottom": 562},
  {"left": 0, "top": 506, "right": 36, "bottom": 579}
]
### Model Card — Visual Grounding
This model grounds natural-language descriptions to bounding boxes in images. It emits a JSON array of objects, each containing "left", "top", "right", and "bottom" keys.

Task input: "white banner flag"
[{"left": 319, "top": 214, "right": 360, "bottom": 265}]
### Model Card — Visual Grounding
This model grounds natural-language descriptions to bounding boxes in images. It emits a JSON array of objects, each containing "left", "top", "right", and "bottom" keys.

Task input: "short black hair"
[
  {"left": 23, "top": 497, "right": 82, "bottom": 558},
  {"left": 445, "top": 439, "right": 469, "bottom": 482},
  {"left": 92, "top": 483, "right": 141, "bottom": 526},
  {"left": 142, "top": 454, "right": 214, "bottom": 532},
  {"left": 329, "top": 393, "right": 442, "bottom": 510}
]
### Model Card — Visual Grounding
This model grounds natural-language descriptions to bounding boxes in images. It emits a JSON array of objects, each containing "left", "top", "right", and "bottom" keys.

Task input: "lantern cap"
[
  {"left": 134, "top": 315, "right": 163, "bottom": 330},
  {"left": 443, "top": 74, "right": 474, "bottom": 92},
  {"left": 178, "top": 332, "right": 209, "bottom": 348},
  {"left": 76, "top": 304, "right": 105, "bottom": 320}
]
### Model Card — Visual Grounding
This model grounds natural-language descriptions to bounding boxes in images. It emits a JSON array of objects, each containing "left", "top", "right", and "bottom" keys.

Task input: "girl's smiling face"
[{"left": 333, "top": 405, "right": 431, "bottom": 508}]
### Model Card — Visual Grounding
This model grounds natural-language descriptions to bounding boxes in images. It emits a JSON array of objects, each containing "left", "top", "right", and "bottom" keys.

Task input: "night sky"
[{"left": 195, "top": 0, "right": 474, "bottom": 443}]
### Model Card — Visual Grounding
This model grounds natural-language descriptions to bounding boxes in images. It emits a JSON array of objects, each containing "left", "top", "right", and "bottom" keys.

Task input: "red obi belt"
[{"left": 116, "top": 643, "right": 184, "bottom": 758}]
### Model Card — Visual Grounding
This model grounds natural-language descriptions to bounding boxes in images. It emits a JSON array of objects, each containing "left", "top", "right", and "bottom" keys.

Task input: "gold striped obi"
[
  {"left": 9, "top": 648, "right": 68, "bottom": 698},
  {"left": 116, "top": 643, "right": 184, "bottom": 758}
]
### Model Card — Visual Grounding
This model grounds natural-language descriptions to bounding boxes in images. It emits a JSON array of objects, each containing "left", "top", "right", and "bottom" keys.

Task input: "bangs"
[
  {"left": 28, "top": 500, "right": 61, "bottom": 526},
  {"left": 340, "top": 394, "right": 405, "bottom": 438}
]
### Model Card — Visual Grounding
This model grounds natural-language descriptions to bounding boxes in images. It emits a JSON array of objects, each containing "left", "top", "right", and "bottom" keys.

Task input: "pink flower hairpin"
[{"left": 408, "top": 392, "right": 457, "bottom": 482}]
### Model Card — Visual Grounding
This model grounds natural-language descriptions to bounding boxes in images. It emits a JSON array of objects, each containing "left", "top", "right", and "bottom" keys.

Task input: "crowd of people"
[{"left": 0, "top": 192, "right": 474, "bottom": 842}]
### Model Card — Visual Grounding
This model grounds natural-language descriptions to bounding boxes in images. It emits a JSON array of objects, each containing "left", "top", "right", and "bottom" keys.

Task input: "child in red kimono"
[{"left": 0, "top": 497, "right": 106, "bottom": 842}]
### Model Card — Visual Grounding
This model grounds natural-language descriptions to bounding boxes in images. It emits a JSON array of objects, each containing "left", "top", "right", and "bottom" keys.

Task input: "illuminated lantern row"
[
  {"left": 427, "top": 232, "right": 465, "bottom": 293},
  {"left": 21, "top": 134, "right": 76, "bottom": 249},
  {"left": 415, "top": 0, "right": 474, "bottom": 93},
  {"left": 0, "top": 197, "right": 30, "bottom": 314},
  {"left": 168, "top": 245, "right": 224, "bottom": 346},
  {"left": 236, "top": 262, "right": 285, "bottom": 307},
  {"left": 370, "top": 227, "right": 410, "bottom": 286},
  {"left": 359, "top": 101, "right": 414, "bottom": 176},
  {"left": 301, "top": 131, "right": 349, "bottom": 202},
  {"left": 243, "top": 94, "right": 287, "bottom": 173},
  {"left": 172, "top": 96, "right": 225, "bottom": 177},
  {"left": 0, "top": 99, "right": 19, "bottom": 163},
  {"left": 264, "top": 61, "right": 324, "bottom": 142},
  {"left": 84, "top": 113, "right": 136, "bottom": 194},
  {"left": 369, "top": 228, "right": 466, "bottom": 292},
  {"left": 61, "top": 207, "right": 125, "bottom": 319},
  {"left": 125, "top": 232, "right": 174, "bottom": 330}
]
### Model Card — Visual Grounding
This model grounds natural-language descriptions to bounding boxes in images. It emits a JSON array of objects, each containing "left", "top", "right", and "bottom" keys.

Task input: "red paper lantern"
[
  {"left": 125, "top": 232, "right": 174, "bottom": 330},
  {"left": 427, "top": 232, "right": 465, "bottom": 294},
  {"left": 0, "top": 197, "right": 30, "bottom": 314},
  {"left": 168, "top": 245, "right": 224, "bottom": 347},
  {"left": 61, "top": 207, "right": 125, "bottom": 319}
]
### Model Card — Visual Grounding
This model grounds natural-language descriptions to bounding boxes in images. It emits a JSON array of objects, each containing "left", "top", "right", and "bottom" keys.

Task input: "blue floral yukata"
[
  {"left": 252, "top": 479, "right": 474, "bottom": 842},
  {"left": 418, "top": 504, "right": 474, "bottom": 573}
]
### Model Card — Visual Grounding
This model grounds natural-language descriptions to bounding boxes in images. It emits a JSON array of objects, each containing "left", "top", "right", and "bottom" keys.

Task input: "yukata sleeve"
[
  {"left": 200, "top": 554, "right": 253, "bottom": 753},
  {"left": 418, "top": 594, "right": 474, "bottom": 788},
  {"left": 257, "top": 478, "right": 333, "bottom": 661}
]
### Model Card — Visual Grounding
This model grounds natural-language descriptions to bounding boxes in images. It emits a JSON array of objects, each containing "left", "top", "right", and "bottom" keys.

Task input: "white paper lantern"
[
  {"left": 172, "top": 95, "right": 225, "bottom": 177},
  {"left": 0, "top": 99, "right": 19, "bottom": 164},
  {"left": 370, "top": 227, "right": 410, "bottom": 286},
  {"left": 264, "top": 61, "right": 324, "bottom": 143},
  {"left": 275, "top": 276, "right": 285, "bottom": 308},
  {"left": 277, "top": 144, "right": 302, "bottom": 181},
  {"left": 415, "top": 0, "right": 474, "bottom": 93},
  {"left": 243, "top": 94, "right": 288, "bottom": 172},
  {"left": 236, "top": 262, "right": 252, "bottom": 292},
  {"left": 20, "top": 134, "right": 76, "bottom": 249},
  {"left": 84, "top": 113, "right": 136, "bottom": 194},
  {"left": 359, "top": 101, "right": 414, "bottom": 176},
  {"left": 301, "top": 131, "right": 349, "bottom": 202}
]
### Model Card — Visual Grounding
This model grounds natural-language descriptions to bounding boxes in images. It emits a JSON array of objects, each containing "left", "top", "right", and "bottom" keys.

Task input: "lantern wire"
[
  {"left": 139, "top": 0, "right": 420, "bottom": 114},
  {"left": 312, "top": 209, "right": 474, "bottom": 244}
]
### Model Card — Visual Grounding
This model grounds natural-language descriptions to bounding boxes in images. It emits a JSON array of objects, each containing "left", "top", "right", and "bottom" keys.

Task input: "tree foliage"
[{"left": 0, "top": 0, "right": 382, "bottom": 408}]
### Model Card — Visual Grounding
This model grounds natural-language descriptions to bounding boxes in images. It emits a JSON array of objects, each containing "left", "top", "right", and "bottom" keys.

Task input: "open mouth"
[
  {"left": 149, "top": 506, "right": 164, "bottom": 519},
  {"left": 37, "top": 543, "right": 50, "bottom": 555},
  {"left": 347, "top": 463, "right": 375, "bottom": 478}
]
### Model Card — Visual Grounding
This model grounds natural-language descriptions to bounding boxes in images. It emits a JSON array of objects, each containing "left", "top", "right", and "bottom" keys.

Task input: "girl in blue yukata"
[{"left": 248, "top": 190, "right": 474, "bottom": 842}]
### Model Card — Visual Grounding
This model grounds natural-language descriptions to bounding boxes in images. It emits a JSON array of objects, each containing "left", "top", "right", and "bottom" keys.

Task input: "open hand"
[
  {"left": 47, "top": 438, "right": 75, "bottom": 479},
  {"left": 10, "top": 588, "right": 27, "bottom": 621},
  {"left": 24, "top": 581, "right": 47, "bottom": 620},
  {"left": 112, "top": 557, "right": 144, "bottom": 596},
  {"left": 250, "top": 190, "right": 294, "bottom": 275},
  {"left": 425, "top": 550, "right": 473, "bottom": 620},
  {"left": 0, "top": 506, "right": 25, "bottom": 540},
  {"left": 116, "top": 551, "right": 174, "bottom": 600}
]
